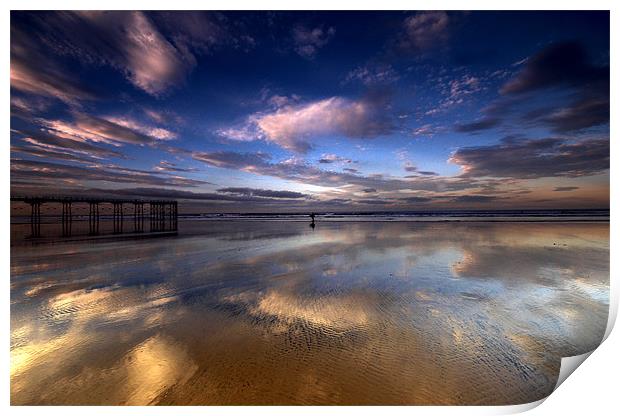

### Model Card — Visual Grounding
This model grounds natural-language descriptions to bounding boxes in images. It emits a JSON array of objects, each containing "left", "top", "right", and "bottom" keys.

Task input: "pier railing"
[{"left": 11, "top": 196, "right": 178, "bottom": 238}]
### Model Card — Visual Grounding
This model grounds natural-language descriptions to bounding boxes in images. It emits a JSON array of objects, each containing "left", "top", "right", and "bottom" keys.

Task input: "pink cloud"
[
  {"left": 79, "top": 11, "right": 190, "bottom": 96},
  {"left": 39, "top": 113, "right": 175, "bottom": 146},
  {"left": 104, "top": 116, "right": 177, "bottom": 140},
  {"left": 219, "top": 96, "right": 393, "bottom": 153}
]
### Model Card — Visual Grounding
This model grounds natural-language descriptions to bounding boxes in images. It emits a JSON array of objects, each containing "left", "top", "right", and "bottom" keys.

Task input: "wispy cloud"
[
  {"left": 154, "top": 160, "right": 199, "bottom": 173},
  {"left": 318, "top": 154, "right": 355, "bottom": 164},
  {"left": 14, "top": 129, "right": 124, "bottom": 160},
  {"left": 104, "top": 116, "right": 177, "bottom": 140},
  {"left": 454, "top": 118, "right": 500, "bottom": 133},
  {"left": 411, "top": 124, "right": 446, "bottom": 138},
  {"left": 11, "top": 24, "right": 99, "bottom": 104},
  {"left": 40, "top": 113, "right": 174, "bottom": 146},
  {"left": 292, "top": 25, "right": 335, "bottom": 59},
  {"left": 344, "top": 63, "right": 399, "bottom": 86},
  {"left": 11, "top": 159, "right": 208, "bottom": 188},
  {"left": 426, "top": 75, "right": 484, "bottom": 115},
  {"left": 400, "top": 11, "right": 449, "bottom": 51},
  {"left": 11, "top": 11, "right": 231, "bottom": 98},
  {"left": 217, "top": 187, "right": 308, "bottom": 199}
]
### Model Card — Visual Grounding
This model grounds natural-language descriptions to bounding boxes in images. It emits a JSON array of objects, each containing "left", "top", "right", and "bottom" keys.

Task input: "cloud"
[
  {"left": 191, "top": 150, "right": 488, "bottom": 195},
  {"left": 192, "top": 151, "right": 272, "bottom": 169},
  {"left": 142, "top": 108, "right": 184, "bottom": 125},
  {"left": 11, "top": 159, "right": 208, "bottom": 188},
  {"left": 405, "top": 171, "right": 438, "bottom": 177},
  {"left": 355, "top": 199, "right": 388, "bottom": 205},
  {"left": 402, "top": 163, "right": 438, "bottom": 177},
  {"left": 399, "top": 196, "right": 432, "bottom": 204},
  {"left": 150, "top": 11, "right": 233, "bottom": 55},
  {"left": 216, "top": 187, "right": 308, "bottom": 199},
  {"left": 344, "top": 63, "right": 399, "bottom": 86},
  {"left": 500, "top": 41, "right": 609, "bottom": 95},
  {"left": 51, "top": 187, "right": 308, "bottom": 205},
  {"left": 426, "top": 75, "right": 484, "bottom": 115},
  {"left": 13, "top": 129, "right": 124, "bottom": 160},
  {"left": 104, "top": 117, "right": 177, "bottom": 140},
  {"left": 40, "top": 113, "right": 170, "bottom": 146},
  {"left": 10, "top": 23, "right": 100, "bottom": 104},
  {"left": 11, "top": 145, "right": 100, "bottom": 165},
  {"left": 10, "top": 97, "right": 53, "bottom": 121},
  {"left": 11, "top": 11, "right": 219, "bottom": 97},
  {"left": 540, "top": 97, "right": 610, "bottom": 133},
  {"left": 154, "top": 161, "right": 198, "bottom": 173},
  {"left": 411, "top": 124, "right": 445, "bottom": 138},
  {"left": 484, "top": 42, "right": 609, "bottom": 134},
  {"left": 553, "top": 186, "right": 579, "bottom": 192},
  {"left": 454, "top": 118, "right": 500, "bottom": 133},
  {"left": 450, "top": 137, "right": 609, "bottom": 179},
  {"left": 219, "top": 94, "right": 394, "bottom": 153},
  {"left": 292, "top": 25, "right": 335, "bottom": 59},
  {"left": 318, "top": 154, "right": 354, "bottom": 164},
  {"left": 103, "top": 11, "right": 190, "bottom": 95},
  {"left": 401, "top": 11, "right": 449, "bottom": 51},
  {"left": 451, "top": 195, "right": 499, "bottom": 203}
]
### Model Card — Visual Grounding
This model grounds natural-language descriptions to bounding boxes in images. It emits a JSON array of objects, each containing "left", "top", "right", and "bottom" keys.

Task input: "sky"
[{"left": 10, "top": 11, "right": 610, "bottom": 212}]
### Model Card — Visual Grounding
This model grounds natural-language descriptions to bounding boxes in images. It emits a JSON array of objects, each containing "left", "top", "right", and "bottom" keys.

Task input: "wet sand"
[{"left": 10, "top": 220, "right": 609, "bottom": 405}]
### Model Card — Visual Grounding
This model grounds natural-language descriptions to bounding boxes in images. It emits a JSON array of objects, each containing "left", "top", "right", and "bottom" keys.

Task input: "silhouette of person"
[{"left": 309, "top": 213, "right": 316, "bottom": 229}]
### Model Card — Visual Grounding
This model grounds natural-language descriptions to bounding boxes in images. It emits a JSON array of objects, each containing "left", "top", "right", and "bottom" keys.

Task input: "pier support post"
[
  {"left": 29, "top": 201, "right": 41, "bottom": 238},
  {"left": 61, "top": 201, "right": 72, "bottom": 237},
  {"left": 134, "top": 202, "right": 144, "bottom": 233},
  {"left": 173, "top": 201, "right": 178, "bottom": 231},
  {"left": 89, "top": 202, "right": 99, "bottom": 235},
  {"left": 149, "top": 202, "right": 155, "bottom": 232},
  {"left": 133, "top": 202, "right": 138, "bottom": 233},
  {"left": 168, "top": 202, "right": 172, "bottom": 231},
  {"left": 162, "top": 202, "right": 167, "bottom": 231},
  {"left": 113, "top": 202, "right": 123, "bottom": 234}
]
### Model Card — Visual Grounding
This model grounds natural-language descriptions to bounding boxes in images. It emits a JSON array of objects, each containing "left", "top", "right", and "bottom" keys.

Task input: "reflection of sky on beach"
[{"left": 10, "top": 221, "right": 609, "bottom": 405}]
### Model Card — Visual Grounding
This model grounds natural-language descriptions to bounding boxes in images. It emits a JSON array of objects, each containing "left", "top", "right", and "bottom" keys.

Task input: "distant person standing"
[{"left": 309, "top": 213, "right": 316, "bottom": 229}]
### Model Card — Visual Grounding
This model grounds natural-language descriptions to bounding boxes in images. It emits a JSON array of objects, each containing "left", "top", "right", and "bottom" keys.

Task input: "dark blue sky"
[{"left": 10, "top": 11, "right": 609, "bottom": 211}]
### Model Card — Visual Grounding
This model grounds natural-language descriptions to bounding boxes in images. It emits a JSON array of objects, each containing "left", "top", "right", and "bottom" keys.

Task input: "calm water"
[{"left": 10, "top": 220, "right": 609, "bottom": 405}]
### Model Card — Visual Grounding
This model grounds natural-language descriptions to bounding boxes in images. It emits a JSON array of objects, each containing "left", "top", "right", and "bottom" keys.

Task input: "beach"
[{"left": 10, "top": 219, "right": 609, "bottom": 405}]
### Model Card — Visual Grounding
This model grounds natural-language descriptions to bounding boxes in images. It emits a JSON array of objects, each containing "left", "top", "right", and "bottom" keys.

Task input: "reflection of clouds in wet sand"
[
  {"left": 224, "top": 288, "right": 371, "bottom": 331},
  {"left": 11, "top": 282, "right": 189, "bottom": 404},
  {"left": 14, "top": 333, "right": 196, "bottom": 405},
  {"left": 10, "top": 221, "right": 609, "bottom": 404},
  {"left": 119, "top": 335, "right": 198, "bottom": 405}
]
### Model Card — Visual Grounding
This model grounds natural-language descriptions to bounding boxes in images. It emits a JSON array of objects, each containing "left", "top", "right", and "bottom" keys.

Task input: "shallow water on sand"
[{"left": 10, "top": 221, "right": 609, "bottom": 405}]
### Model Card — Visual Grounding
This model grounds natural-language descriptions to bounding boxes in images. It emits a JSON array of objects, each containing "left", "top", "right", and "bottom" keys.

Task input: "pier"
[{"left": 11, "top": 196, "right": 178, "bottom": 239}]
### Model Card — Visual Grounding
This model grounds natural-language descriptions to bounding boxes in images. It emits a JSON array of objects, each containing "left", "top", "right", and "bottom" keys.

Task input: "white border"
[{"left": 3, "top": 1, "right": 617, "bottom": 415}]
